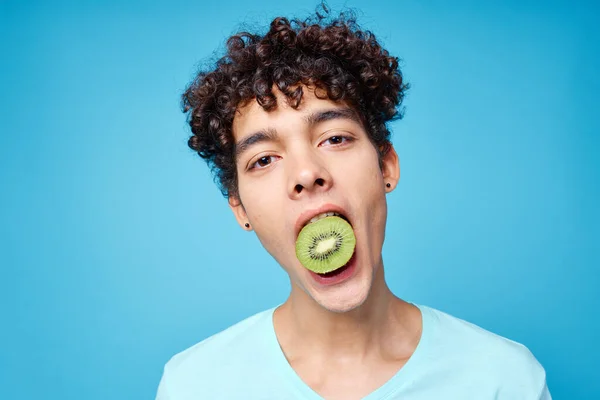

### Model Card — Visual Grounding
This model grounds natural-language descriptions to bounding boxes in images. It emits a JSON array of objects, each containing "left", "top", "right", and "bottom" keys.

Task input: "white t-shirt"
[{"left": 156, "top": 304, "right": 551, "bottom": 399}]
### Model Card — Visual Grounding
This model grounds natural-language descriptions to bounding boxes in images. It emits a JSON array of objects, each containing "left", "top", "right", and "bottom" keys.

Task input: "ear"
[
  {"left": 229, "top": 195, "right": 251, "bottom": 230},
  {"left": 381, "top": 144, "right": 400, "bottom": 191}
]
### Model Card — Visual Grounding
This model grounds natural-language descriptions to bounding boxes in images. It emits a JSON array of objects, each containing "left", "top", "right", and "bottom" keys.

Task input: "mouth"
[
  {"left": 295, "top": 204, "right": 352, "bottom": 240},
  {"left": 308, "top": 249, "right": 357, "bottom": 286},
  {"left": 294, "top": 204, "right": 357, "bottom": 285}
]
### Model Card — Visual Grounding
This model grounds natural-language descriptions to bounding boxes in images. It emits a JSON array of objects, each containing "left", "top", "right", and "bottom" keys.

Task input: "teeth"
[{"left": 309, "top": 211, "right": 340, "bottom": 224}]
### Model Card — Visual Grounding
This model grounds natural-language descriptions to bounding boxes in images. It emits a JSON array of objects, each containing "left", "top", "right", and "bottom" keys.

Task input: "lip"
[
  {"left": 307, "top": 248, "right": 358, "bottom": 287},
  {"left": 294, "top": 203, "right": 351, "bottom": 239}
]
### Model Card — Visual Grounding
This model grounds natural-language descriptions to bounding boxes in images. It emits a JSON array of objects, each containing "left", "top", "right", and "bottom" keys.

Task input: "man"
[{"left": 156, "top": 7, "right": 551, "bottom": 400}]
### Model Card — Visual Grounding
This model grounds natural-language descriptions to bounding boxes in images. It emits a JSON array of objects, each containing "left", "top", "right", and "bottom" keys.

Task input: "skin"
[{"left": 229, "top": 87, "right": 422, "bottom": 400}]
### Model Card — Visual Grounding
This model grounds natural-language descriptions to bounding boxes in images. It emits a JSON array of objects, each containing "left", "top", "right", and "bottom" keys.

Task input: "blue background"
[{"left": 1, "top": 0, "right": 598, "bottom": 399}]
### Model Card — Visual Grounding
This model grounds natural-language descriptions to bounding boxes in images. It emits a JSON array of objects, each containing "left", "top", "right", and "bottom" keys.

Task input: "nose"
[{"left": 287, "top": 151, "right": 333, "bottom": 199}]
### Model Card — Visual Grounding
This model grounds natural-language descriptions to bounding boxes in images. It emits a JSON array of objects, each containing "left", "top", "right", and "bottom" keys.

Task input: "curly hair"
[{"left": 182, "top": 5, "right": 408, "bottom": 198}]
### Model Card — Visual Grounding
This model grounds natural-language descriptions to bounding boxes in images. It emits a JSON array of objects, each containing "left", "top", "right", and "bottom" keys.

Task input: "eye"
[
  {"left": 250, "top": 155, "right": 277, "bottom": 170},
  {"left": 321, "top": 135, "right": 352, "bottom": 147}
]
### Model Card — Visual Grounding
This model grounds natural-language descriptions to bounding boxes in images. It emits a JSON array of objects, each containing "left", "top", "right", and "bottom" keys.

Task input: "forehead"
[{"left": 232, "top": 87, "right": 352, "bottom": 140}]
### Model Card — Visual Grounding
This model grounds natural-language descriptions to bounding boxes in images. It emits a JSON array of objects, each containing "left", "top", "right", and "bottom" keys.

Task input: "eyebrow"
[
  {"left": 234, "top": 128, "right": 279, "bottom": 159},
  {"left": 234, "top": 107, "right": 361, "bottom": 159},
  {"left": 304, "top": 107, "right": 362, "bottom": 126}
]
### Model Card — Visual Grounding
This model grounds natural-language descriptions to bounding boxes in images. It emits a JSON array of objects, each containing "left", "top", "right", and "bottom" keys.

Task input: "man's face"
[{"left": 230, "top": 87, "right": 399, "bottom": 313}]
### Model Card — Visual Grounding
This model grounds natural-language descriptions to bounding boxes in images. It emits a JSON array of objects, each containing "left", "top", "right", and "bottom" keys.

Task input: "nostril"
[
  {"left": 295, "top": 184, "right": 303, "bottom": 194},
  {"left": 315, "top": 178, "right": 324, "bottom": 187}
]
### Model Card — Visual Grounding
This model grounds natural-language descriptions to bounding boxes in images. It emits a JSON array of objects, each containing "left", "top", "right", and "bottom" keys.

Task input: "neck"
[{"left": 274, "top": 264, "right": 419, "bottom": 362}]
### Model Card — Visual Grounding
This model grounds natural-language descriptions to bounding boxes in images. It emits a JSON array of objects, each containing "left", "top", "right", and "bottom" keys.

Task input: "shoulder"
[
  {"left": 156, "top": 307, "right": 276, "bottom": 399},
  {"left": 166, "top": 307, "right": 273, "bottom": 369},
  {"left": 420, "top": 305, "right": 550, "bottom": 398}
]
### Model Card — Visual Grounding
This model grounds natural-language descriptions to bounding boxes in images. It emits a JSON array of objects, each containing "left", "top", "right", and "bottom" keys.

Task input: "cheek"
[
  {"left": 243, "top": 195, "right": 279, "bottom": 231},
  {"left": 239, "top": 181, "right": 289, "bottom": 250},
  {"left": 343, "top": 147, "right": 384, "bottom": 190},
  {"left": 238, "top": 173, "right": 280, "bottom": 216},
  {"left": 345, "top": 147, "right": 387, "bottom": 235}
]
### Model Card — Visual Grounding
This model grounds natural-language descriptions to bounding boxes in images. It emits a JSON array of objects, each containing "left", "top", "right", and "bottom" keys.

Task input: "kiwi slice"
[{"left": 295, "top": 215, "right": 356, "bottom": 274}]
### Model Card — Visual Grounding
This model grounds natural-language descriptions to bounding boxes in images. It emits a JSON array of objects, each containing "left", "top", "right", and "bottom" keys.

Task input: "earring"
[
  {"left": 244, "top": 223, "right": 250, "bottom": 228},
  {"left": 386, "top": 183, "right": 391, "bottom": 188}
]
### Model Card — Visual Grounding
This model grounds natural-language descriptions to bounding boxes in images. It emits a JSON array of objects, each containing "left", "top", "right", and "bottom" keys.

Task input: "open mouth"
[
  {"left": 300, "top": 211, "right": 351, "bottom": 232},
  {"left": 295, "top": 205, "right": 357, "bottom": 284},
  {"left": 309, "top": 249, "right": 357, "bottom": 285}
]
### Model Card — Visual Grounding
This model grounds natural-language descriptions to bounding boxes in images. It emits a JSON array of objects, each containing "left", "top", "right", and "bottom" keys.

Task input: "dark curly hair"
[{"left": 182, "top": 4, "right": 408, "bottom": 198}]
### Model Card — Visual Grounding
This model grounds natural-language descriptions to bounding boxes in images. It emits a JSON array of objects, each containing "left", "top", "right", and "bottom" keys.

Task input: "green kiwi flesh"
[{"left": 295, "top": 215, "right": 356, "bottom": 274}]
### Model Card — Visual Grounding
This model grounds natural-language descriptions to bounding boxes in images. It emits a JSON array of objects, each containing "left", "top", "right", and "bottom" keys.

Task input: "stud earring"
[
  {"left": 244, "top": 223, "right": 250, "bottom": 228},
  {"left": 386, "top": 183, "right": 391, "bottom": 188}
]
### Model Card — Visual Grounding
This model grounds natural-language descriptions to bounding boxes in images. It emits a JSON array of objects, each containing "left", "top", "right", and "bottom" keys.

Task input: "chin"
[{"left": 311, "top": 278, "right": 372, "bottom": 314}]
